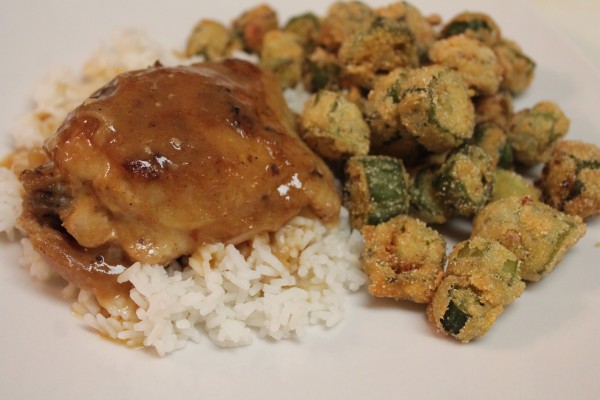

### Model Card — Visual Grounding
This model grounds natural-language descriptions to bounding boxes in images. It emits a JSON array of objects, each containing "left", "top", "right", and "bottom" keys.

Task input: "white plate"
[{"left": 1, "top": 1, "right": 599, "bottom": 399}]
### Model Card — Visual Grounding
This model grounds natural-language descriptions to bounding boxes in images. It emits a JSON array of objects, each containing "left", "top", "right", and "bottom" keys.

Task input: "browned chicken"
[{"left": 19, "top": 59, "right": 340, "bottom": 308}]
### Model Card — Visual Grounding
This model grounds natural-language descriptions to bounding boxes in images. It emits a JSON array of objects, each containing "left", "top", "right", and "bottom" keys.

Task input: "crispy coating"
[
  {"left": 185, "top": 19, "right": 240, "bottom": 60},
  {"left": 260, "top": 30, "right": 304, "bottom": 88},
  {"left": 409, "top": 167, "right": 451, "bottom": 224},
  {"left": 318, "top": 1, "right": 374, "bottom": 51},
  {"left": 344, "top": 155, "right": 410, "bottom": 228},
  {"left": 364, "top": 68, "right": 409, "bottom": 145},
  {"left": 472, "top": 196, "right": 586, "bottom": 281},
  {"left": 232, "top": 4, "right": 279, "bottom": 53},
  {"left": 397, "top": 65, "right": 475, "bottom": 153},
  {"left": 299, "top": 90, "right": 370, "bottom": 159},
  {"left": 470, "top": 123, "right": 513, "bottom": 169},
  {"left": 303, "top": 47, "right": 342, "bottom": 92},
  {"left": 507, "top": 101, "right": 570, "bottom": 166},
  {"left": 491, "top": 169, "right": 541, "bottom": 202},
  {"left": 540, "top": 140, "right": 600, "bottom": 219},
  {"left": 434, "top": 145, "right": 495, "bottom": 217},
  {"left": 283, "top": 12, "right": 321, "bottom": 51},
  {"left": 493, "top": 38, "right": 536, "bottom": 95},
  {"left": 338, "top": 16, "right": 419, "bottom": 88},
  {"left": 427, "top": 275, "right": 503, "bottom": 343},
  {"left": 428, "top": 237, "right": 524, "bottom": 342},
  {"left": 375, "top": 1, "right": 437, "bottom": 58},
  {"left": 441, "top": 12, "right": 502, "bottom": 47},
  {"left": 446, "top": 237, "right": 525, "bottom": 306},
  {"left": 428, "top": 35, "right": 503, "bottom": 95},
  {"left": 361, "top": 215, "right": 445, "bottom": 303},
  {"left": 474, "top": 90, "right": 514, "bottom": 128}
]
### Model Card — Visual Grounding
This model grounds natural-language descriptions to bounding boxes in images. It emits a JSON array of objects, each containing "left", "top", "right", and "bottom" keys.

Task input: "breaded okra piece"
[
  {"left": 428, "top": 237, "right": 525, "bottom": 342},
  {"left": 434, "top": 145, "right": 495, "bottom": 217},
  {"left": 232, "top": 4, "right": 279, "bottom": 54},
  {"left": 374, "top": 1, "right": 437, "bottom": 59},
  {"left": 491, "top": 169, "right": 541, "bottom": 202},
  {"left": 474, "top": 90, "right": 514, "bottom": 129},
  {"left": 428, "top": 35, "right": 503, "bottom": 95},
  {"left": 299, "top": 90, "right": 370, "bottom": 159},
  {"left": 472, "top": 196, "right": 586, "bottom": 281},
  {"left": 507, "top": 101, "right": 570, "bottom": 166},
  {"left": 540, "top": 140, "right": 600, "bottom": 219},
  {"left": 397, "top": 65, "right": 475, "bottom": 153},
  {"left": 493, "top": 38, "right": 536, "bottom": 95},
  {"left": 409, "top": 167, "right": 452, "bottom": 225},
  {"left": 260, "top": 30, "right": 304, "bottom": 88},
  {"left": 364, "top": 68, "right": 409, "bottom": 145},
  {"left": 361, "top": 214, "right": 446, "bottom": 304},
  {"left": 428, "top": 275, "right": 504, "bottom": 343},
  {"left": 185, "top": 19, "right": 240, "bottom": 60},
  {"left": 344, "top": 155, "right": 410, "bottom": 228},
  {"left": 441, "top": 12, "right": 502, "bottom": 47},
  {"left": 303, "top": 47, "right": 342, "bottom": 92},
  {"left": 318, "top": 1, "right": 374, "bottom": 51},
  {"left": 283, "top": 12, "right": 321, "bottom": 51},
  {"left": 446, "top": 237, "right": 525, "bottom": 305},
  {"left": 469, "top": 123, "right": 513, "bottom": 169},
  {"left": 338, "top": 16, "right": 420, "bottom": 88}
]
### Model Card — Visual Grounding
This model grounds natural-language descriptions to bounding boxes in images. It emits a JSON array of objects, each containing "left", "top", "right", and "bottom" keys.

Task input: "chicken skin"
[{"left": 19, "top": 59, "right": 340, "bottom": 304}]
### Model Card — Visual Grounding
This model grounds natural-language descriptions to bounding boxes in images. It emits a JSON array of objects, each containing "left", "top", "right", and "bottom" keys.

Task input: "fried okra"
[
  {"left": 361, "top": 215, "right": 446, "bottom": 304},
  {"left": 374, "top": 2, "right": 437, "bottom": 59},
  {"left": 409, "top": 167, "right": 452, "bottom": 225},
  {"left": 338, "top": 16, "right": 419, "bottom": 88},
  {"left": 540, "top": 140, "right": 600, "bottom": 219},
  {"left": 364, "top": 68, "right": 409, "bottom": 145},
  {"left": 474, "top": 90, "right": 514, "bottom": 129},
  {"left": 441, "top": 12, "right": 502, "bottom": 47},
  {"left": 446, "top": 237, "right": 525, "bottom": 305},
  {"left": 304, "top": 47, "right": 342, "bottom": 92},
  {"left": 470, "top": 123, "right": 513, "bottom": 169},
  {"left": 428, "top": 35, "right": 503, "bottom": 95},
  {"left": 260, "top": 30, "right": 304, "bottom": 88},
  {"left": 493, "top": 38, "right": 536, "bottom": 95},
  {"left": 472, "top": 196, "right": 586, "bottom": 281},
  {"left": 318, "top": 1, "right": 374, "bottom": 51},
  {"left": 232, "top": 4, "right": 279, "bottom": 54},
  {"left": 428, "top": 237, "right": 524, "bottom": 342},
  {"left": 434, "top": 145, "right": 494, "bottom": 217},
  {"left": 397, "top": 66, "right": 475, "bottom": 153},
  {"left": 344, "top": 155, "right": 410, "bottom": 228},
  {"left": 491, "top": 169, "right": 541, "bottom": 202},
  {"left": 507, "top": 101, "right": 570, "bottom": 166},
  {"left": 185, "top": 19, "right": 240, "bottom": 60},
  {"left": 428, "top": 276, "right": 503, "bottom": 343},
  {"left": 299, "top": 90, "right": 370, "bottom": 159},
  {"left": 283, "top": 12, "right": 321, "bottom": 51}
]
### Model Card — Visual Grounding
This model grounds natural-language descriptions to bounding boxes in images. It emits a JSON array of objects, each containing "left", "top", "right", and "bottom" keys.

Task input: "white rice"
[
  {"left": 0, "top": 168, "right": 22, "bottom": 240},
  {"left": 1, "top": 30, "right": 366, "bottom": 355}
]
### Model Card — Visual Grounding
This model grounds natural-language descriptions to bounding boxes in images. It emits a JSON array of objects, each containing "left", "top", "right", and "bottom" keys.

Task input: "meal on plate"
[{"left": 1, "top": 1, "right": 599, "bottom": 354}]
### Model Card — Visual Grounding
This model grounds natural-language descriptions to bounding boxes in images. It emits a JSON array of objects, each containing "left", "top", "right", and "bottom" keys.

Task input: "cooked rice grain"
[{"left": 74, "top": 208, "right": 364, "bottom": 355}]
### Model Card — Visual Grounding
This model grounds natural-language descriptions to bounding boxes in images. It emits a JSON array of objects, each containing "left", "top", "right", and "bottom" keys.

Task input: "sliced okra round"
[
  {"left": 428, "top": 275, "right": 504, "bottom": 343},
  {"left": 540, "top": 140, "right": 600, "bottom": 219},
  {"left": 441, "top": 12, "right": 502, "bottom": 46},
  {"left": 434, "top": 144, "right": 494, "bottom": 217},
  {"left": 398, "top": 65, "right": 475, "bottom": 153},
  {"left": 472, "top": 196, "right": 586, "bottom": 281},
  {"left": 344, "top": 155, "right": 410, "bottom": 228}
]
